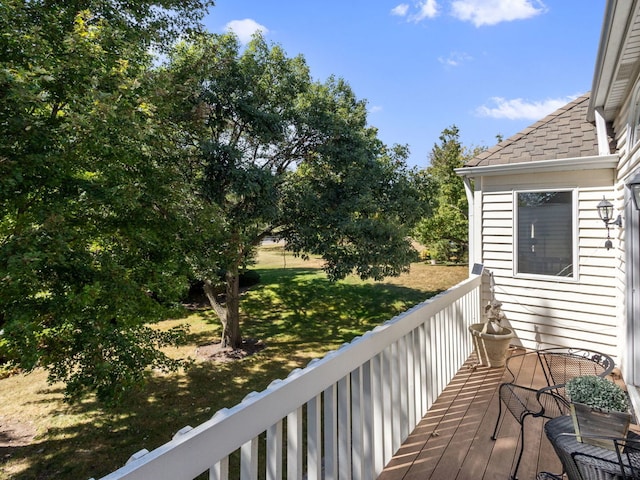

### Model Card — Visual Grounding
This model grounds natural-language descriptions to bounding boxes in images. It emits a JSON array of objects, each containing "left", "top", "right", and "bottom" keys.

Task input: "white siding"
[
  {"left": 613, "top": 105, "right": 640, "bottom": 378},
  {"left": 478, "top": 169, "right": 619, "bottom": 358}
]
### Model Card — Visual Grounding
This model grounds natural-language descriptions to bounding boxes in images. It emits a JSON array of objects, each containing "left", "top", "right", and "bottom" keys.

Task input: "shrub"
[
  {"left": 239, "top": 270, "right": 261, "bottom": 288},
  {"left": 566, "top": 375, "right": 628, "bottom": 413}
]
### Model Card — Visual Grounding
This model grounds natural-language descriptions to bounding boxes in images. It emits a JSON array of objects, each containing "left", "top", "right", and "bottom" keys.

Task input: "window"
[{"left": 515, "top": 190, "right": 574, "bottom": 277}]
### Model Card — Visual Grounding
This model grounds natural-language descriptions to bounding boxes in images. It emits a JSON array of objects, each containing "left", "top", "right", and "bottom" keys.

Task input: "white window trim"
[
  {"left": 627, "top": 80, "right": 640, "bottom": 151},
  {"left": 512, "top": 188, "right": 579, "bottom": 282}
]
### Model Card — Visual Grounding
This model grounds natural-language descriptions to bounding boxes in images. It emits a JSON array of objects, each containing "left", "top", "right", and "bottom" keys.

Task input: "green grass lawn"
[{"left": 0, "top": 245, "right": 467, "bottom": 480}]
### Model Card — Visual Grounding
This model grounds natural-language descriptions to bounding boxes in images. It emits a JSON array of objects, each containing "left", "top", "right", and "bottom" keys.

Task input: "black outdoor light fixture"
[
  {"left": 627, "top": 171, "right": 640, "bottom": 211},
  {"left": 597, "top": 196, "right": 622, "bottom": 250}
]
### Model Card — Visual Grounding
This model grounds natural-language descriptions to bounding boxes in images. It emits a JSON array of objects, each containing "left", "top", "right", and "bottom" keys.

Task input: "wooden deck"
[{"left": 377, "top": 348, "right": 563, "bottom": 480}]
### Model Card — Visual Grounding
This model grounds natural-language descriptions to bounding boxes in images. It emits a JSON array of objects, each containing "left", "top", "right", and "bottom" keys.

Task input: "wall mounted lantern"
[
  {"left": 597, "top": 197, "right": 622, "bottom": 250},
  {"left": 627, "top": 172, "right": 640, "bottom": 210}
]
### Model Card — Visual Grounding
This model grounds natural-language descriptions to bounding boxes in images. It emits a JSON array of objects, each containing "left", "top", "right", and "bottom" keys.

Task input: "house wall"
[
  {"left": 612, "top": 100, "right": 640, "bottom": 382},
  {"left": 613, "top": 111, "right": 633, "bottom": 377},
  {"left": 476, "top": 168, "right": 620, "bottom": 358}
]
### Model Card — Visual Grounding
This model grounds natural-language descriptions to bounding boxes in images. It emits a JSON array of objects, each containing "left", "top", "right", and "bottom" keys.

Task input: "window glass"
[{"left": 516, "top": 191, "right": 573, "bottom": 277}]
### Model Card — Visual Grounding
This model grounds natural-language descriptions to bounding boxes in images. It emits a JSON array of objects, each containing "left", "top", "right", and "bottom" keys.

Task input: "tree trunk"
[
  {"left": 223, "top": 269, "right": 242, "bottom": 348},
  {"left": 202, "top": 272, "right": 242, "bottom": 349},
  {"left": 203, "top": 279, "right": 229, "bottom": 347}
]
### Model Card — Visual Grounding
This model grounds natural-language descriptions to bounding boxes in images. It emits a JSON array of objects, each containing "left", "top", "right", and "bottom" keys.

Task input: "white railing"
[{"left": 97, "top": 275, "right": 483, "bottom": 480}]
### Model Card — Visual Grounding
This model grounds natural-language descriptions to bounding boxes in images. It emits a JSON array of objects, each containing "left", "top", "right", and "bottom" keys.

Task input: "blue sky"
[{"left": 203, "top": 1, "right": 606, "bottom": 169}]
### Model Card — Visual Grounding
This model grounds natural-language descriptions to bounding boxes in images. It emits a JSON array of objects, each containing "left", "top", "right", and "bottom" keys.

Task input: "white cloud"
[
  {"left": 476, "top": 95, "right": 579, "bottom": 120},
  {"left": 369, "top": 105, "right": 383, "bottom": 114},
  {"left": 394, "top": 0, "right": 545, "bottom": 26},
  {"left": 411, "top": 0, "right": 440, "bottom": 21},
  {"left": 392, "top": 0, "right": 440, "bottom": 22},
  {"left": 438, "top": 51, "right": 472, "bottom": 67},
  {"left": 451, "top": 0, "right": 546, "bottom": 27},
  {"left": 391, "top": 4, "right": 410, "bottom": 16},
  {"left": 225, "top": 19, "right": 269, "bottom": 44}
]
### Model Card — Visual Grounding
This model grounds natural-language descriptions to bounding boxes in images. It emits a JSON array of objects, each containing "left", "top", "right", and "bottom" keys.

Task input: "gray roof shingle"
[{"left": 464, "top": 93, "right": 608, "bottom": 167}]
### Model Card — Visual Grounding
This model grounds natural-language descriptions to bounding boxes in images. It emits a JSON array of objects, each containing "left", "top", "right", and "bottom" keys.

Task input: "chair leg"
[
  {"left": 492, "top": 396, "right": 503, "bottom": 440},
  {"left": 510, "top": 418, "right": 528, "bottom": 480}
]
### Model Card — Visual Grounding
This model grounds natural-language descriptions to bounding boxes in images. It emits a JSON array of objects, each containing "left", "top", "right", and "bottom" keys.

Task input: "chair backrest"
[
  {"left": 537, "top": 348, "right": 615, "bottom": 388},
  {"left": 548, "top": 433, "right": 639, "bottom": 480},
  {"left": 545, "top": 431, "right": 585, "bottom": 480},
  {"left": 572, "top": 451, "right": 621, "bottom": 480}
]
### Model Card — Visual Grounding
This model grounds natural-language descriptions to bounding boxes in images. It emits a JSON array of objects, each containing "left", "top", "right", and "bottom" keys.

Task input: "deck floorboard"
[{"left": 377, "top": 348, "right": 563, "bottom": 480}]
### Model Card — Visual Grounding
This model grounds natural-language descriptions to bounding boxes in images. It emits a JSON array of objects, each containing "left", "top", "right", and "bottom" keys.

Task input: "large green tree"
[
  {"left": 413, "top": 126, "right": 480, "bottom": 263},
  {"left": 166, "top": 33, "right": 423, "bottom": 348},
  {"left": 0, "top": 0, "right": 213, "bottom": 402}
]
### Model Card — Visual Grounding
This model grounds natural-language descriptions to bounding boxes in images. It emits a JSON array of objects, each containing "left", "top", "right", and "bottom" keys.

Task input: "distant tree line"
[{"left": 413, "top": 126, "right": 482, "bottom": 264}]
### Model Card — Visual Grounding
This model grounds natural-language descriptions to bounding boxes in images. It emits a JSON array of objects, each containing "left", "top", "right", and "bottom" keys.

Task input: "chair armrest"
[
  {"left": 536, "top": 384, "right": 570, "bottom": 419},
  {"left": 499, "top": 382, "right": 545, "bottom": 423}
]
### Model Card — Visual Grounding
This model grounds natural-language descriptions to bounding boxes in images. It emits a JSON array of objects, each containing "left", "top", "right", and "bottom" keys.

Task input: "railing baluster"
[
  {"left": 337, "top": 375, "right": 352, "bottom": 480},
  {"left": 418, "top": 323, "right": 428, "bottom": 416},
  {"left": 240, "top": 437, "right": 258, "bottom": 480},
  {"left": 399, "top": 335, "right": 410, "bottom": 442},
  {"left": 209, "top": 457, "right": 228, "bottom": 480},
  {"left": 324, "top": 383, "right": 338, "bottom": 480},
  {"left": 370, "top": 354, "right": 385, "bottom": 477},
  {"left": 407, "top": 331, "right": 416, "bottom": 430},
  {"left": 306, "top": 396, "right": 322, "bottom": 480},
  {"left": 266, "top": 421, "right": 282, "bottom": 480},
  {"left": 390, "top": 342, "right": 402, "bottom": 453},
  {"left": 361, "top": 360, "right": 374, "bottom": 480},
  {"left": 287, "top": 408, "right": 303, "bottom": 480},
  {"left": 381, "top": 347, "right": 393, "bottom": 465},
  {"left": 351, "top": 366, "right": 363, "bottom": 480}
]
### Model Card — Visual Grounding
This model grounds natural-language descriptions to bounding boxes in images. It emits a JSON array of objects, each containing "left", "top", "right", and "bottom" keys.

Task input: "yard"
[{"left": 0, "top": 245, "right": 467, "bottom": 480}]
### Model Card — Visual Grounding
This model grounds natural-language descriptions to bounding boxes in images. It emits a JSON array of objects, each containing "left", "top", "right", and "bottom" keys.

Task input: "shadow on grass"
[
  {"left": 2, "top": 267, "right": 444, "bottom": 480},
  {"left": 242, "top": 267, "right": 441, "bottom": 345},
  {"left": 3, "top": 359, "right": 295, "bottom": 480}
]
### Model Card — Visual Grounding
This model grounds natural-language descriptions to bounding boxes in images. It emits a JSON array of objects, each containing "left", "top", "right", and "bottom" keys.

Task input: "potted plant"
[
  {"left": 468, "top": 296, "right": 515, "bottom": 368},
  {"left": 566, "top": 375, "right": 631, "bottom": 449}
]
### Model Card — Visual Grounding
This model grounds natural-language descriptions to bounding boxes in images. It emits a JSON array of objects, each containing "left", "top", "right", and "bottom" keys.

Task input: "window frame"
[
  {"left": 513, "top": 188, "right": 578, "bottom": 281},
  {"left": 628, "top": 80, "right": 640, "bottom": 151}
]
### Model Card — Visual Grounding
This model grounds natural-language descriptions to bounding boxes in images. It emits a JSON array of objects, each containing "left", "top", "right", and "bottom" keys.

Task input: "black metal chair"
[
  {"left": 492, "top": 348, "right": 616, "bottom": 479},
  {"left": 542, "top": 415, "right": 640, "bottom": 480}
]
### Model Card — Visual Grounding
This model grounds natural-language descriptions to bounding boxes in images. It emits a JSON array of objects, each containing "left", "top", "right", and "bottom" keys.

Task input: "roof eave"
[
  {"left": 455, "top": 154, "right": 619, "bottom": 178},
  {"left": 588, "top": 0, "right": 636, "bottom": 122}
]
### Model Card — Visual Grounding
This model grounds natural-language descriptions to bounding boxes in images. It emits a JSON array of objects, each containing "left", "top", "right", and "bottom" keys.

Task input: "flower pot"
[
  {"left": 570, "top": 402, "right": 631, "bottom": 450},
  {"left": 468, "top": 323, "right": 515, "bottom": 367}
]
